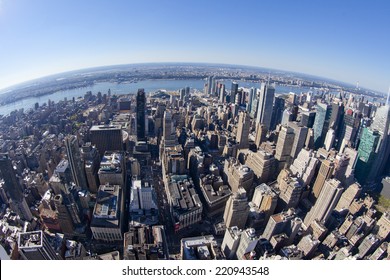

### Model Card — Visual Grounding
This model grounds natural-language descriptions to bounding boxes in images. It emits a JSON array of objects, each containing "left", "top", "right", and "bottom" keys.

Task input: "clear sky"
[{"left": 0, "top": 0, "right": 389, "bottom": 93}]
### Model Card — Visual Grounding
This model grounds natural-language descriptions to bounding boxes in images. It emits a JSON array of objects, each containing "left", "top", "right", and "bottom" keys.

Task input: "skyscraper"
[
  {"left": 0, "top": 154, "right": 32, "bottom": 221},
  {"left": 136, "top": 88, "right": 146, "bottom": 141},
  {"left": 223, "top": 188, "right": 250, "bottom": 229},
  {"left": 275, "top": 125, "right": 295, "bottom": 170},
  {"left": 231, "top": 82, "right": 238, "bottom": 105},
  {"left": 288, "top": 122, "right": 308, "bottom": 160},
  {"left": 65, "top": 135, "right": 88, "bottom": 189},
  {"left": 90, "top": 124, "right": 123, "bottom": 157},
  {"left": 236, "top": 111, "right": 251, "bottom": 149},
  {"left": 0, "top": 154, "right": 23, "bottom": 202},
  {"left": 256, "top": 83, "right": 275, "bottom": 130},
  {"left": 367, "top": 103, "right": 390, "bottom": 182},
  {"left": 80, "top": 142, "right": 101, "bottom": 194},
  {"left": 163, "top": 111, "right": 176, "bottom": 143},
  {"left": 313, "top": 102, "right": 332, "bottom": 149},
  {"left": 304, "top": 178, "right": 343, "bottom": 226},
  {"left": 221, "top": 226, "right": 242, "bottom": 259},
  {"left": 311, "top": 159, "right": 335, "bottom": 202},
  {"left": 270, "top": 96, "right": 285, "bottom": 130},
  {"left": 236, "top": 228, "right": 258, "bottom": 260},
  {"left": 355, "top": 127, "right": 380, "bottom": 184},
  {"left": 247, "top": 87, "right": 255, "bottom": 114}
]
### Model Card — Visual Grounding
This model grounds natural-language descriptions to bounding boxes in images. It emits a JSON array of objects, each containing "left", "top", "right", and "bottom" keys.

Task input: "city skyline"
[{"left": 0, "top": 0, "right": 389, "bottom": 93}]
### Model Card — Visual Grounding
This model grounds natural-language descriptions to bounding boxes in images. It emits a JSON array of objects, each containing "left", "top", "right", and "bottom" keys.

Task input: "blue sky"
[{"left": 0, "top": 0, "right": 389, "bottom": 92}]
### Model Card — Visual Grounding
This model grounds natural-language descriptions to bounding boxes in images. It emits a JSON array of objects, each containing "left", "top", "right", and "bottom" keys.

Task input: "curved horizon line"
[{"left": 0, "top": 61, "right": 383, "bottom": 94}]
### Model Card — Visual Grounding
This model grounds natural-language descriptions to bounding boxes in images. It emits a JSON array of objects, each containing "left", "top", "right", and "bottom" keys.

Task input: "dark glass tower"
[
  {"left": 270, "top": 96, "right": 285, "bottom": 130},
  {"left": 136, "top": 88, "right": 146, "bottom": 141},
  {"left": 0, "top": 154, "right": 23, "bottom": 202}
]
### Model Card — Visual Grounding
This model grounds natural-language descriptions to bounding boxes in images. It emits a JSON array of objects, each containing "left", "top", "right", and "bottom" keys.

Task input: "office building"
[
  {"left": 276, "top": 169, "right": 303, "bottom": 210},
  {"left": 236, "top": 111, "right": 251, "bottom": 149},
  {"left": 248, "top": 183, "right": 278, "bottom": 227},
  {"left": 98, "top": 151, "right": 125, "bottom": 187},
  {"left": 335, "top": 182, "right": 361, "bottom": 213},
  {"left": 288, "top": 122, "right": 308, "bottom": 160},
  {"left": 262, "top": 208, "right": 301, "bottom": 244},
  {"left": 355, "top": 127, "right": 380, "bottom": 184},
  {"left": 275, "top": 125, "right": 295, "bottom": 170},
  {"left": 289, "top": 149, "right": 319, "bottom": 187},
  {"left": 0, "top": 154, "right": 24, "bottom": 202},
  {"left": 313, "top": 102, "right": 332, "bottom": 149},
  {"left": 90, "top": 125, "right": 123, "bottom": 157},
  {"left": 199, "top": 174, "right": 232, "bottom": 217},
  {"left": 136, "top": 88, "right": 146, "bottom": 141},
  {"left": 256, "top": 83, "right": 275, "bottom": 130},
  {"left": 81, "top": 142, "right": 101, "bottom": 193},
  {"left": 65, "top": 135, "right": 88, "bottom": 189},
  {"left": 221, "top": 226, "right": 242, "bottom": 259},
  {"left": 91, "top": 184, "right": 124, "bottom": 242},
  {"left": 270, "top": 96, "right": 285, "bottom": 130},
  {"left": 230, "top": 82, "right": 238, "bottom": 105},
  {"left": 240, "top": 149, "right": 276, "bottom": 184},
  {"left": 254, "top": 123, "right": 267, "bottom": 148},
  {"left": 163, "top": 111, "right": 176, "bottom": 145},
  {"left": 305, "top": 178, "right": 343, "bottom": 226},
  {"left": 236, "top": 228, "right": 258, "bottom": 260},
  {"left": 18, "top": 231, "right": 61, "bottom": 260},
  {"left": 357, "top": 234, "right": 380, "bottom": 258},
  {"left": 166, "top": 175, "right": 202, "bottom": 232},
  {"left": 223, "top": 158, "right": 254, "bottom": 194},
  {"left": 297, "top": 234, "right": 319, "bottom": 258},
  {"left": 223, "top": 188, "right": 250, "bottom": 229},
  {"left": 311, "top": 159, "right": 334, "bottom": 202}
]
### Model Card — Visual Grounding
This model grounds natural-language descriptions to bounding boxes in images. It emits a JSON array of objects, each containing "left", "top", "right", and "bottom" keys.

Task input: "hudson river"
[{"left": 0, "top": 79, "right": 311, "bottom": 116}]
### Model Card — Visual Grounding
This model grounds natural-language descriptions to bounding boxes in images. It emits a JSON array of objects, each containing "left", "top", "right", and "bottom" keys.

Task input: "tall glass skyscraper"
[
  {"left": 313, "top": 102, "right": 332, "bottom": 149},
  {"left": 256, "top": 83, "right": 275, "bottom": 130},
  {"left": 136, "top": 88, "right": 146, "bottom": 141},
  {"left": 355, "top": 127, "right": 380, "bottom": 184}
]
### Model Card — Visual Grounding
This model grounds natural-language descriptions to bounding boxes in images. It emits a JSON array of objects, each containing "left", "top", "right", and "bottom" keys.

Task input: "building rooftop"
[
  {"left": 91, "top": 184, "right": 121, "bottom": 229},
  {"left": 18, "top": 231, "right": 43, "bottom": 248},
  {"left": 99, "top": 151, "right": 123, "bottom": 174},
  {"left": 167, "top": 175, "right": 202, "bottom": 214},
  {"left": 90, "top": 124, "right": 122, "bottom": 131}
]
